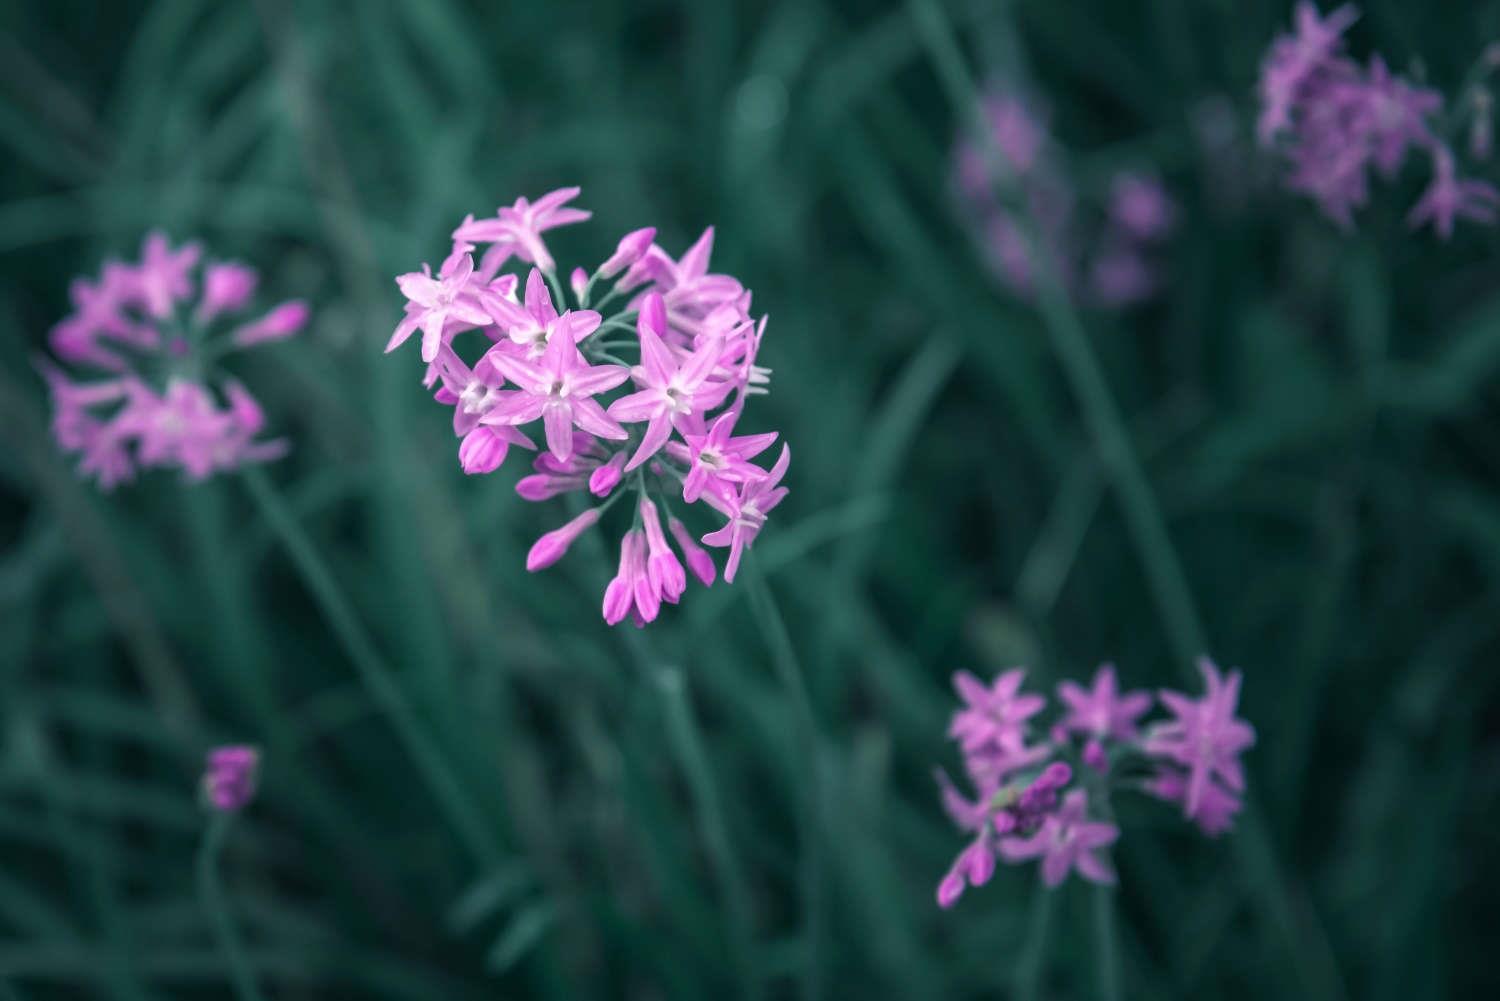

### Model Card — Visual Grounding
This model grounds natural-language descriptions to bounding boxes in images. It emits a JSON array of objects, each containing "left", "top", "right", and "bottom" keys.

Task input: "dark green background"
[{"left": 1, "top": 1, "right": 1496, "bottom": 998}]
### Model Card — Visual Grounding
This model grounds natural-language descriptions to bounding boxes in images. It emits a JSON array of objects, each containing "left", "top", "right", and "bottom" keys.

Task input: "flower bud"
[
  {"left": 600, "top": 227, "right": 656, "bottom": 278},
  {"left": 526, "top": 507, "right": 601, "bottom": 571}
]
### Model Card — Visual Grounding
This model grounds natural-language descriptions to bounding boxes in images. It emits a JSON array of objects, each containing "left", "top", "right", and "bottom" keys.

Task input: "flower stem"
[
  {"left": 655, "top": 667, "right": 761, "bottom": 1001},
  {"left": 197, "top": 811, "right": 266, "bottom": 1001},
  {"left": 743, "top": 554, "right": 823, "bottom": 1001},
  {"left": 241, "top": 465, "right": 498, "bottom": 868},
  {"left": 1093, "top": 883, "right": 1122, "bottom": 1001},
  {"left": 1015, "top": 883, "right": 1054, "bottom": 1001}
]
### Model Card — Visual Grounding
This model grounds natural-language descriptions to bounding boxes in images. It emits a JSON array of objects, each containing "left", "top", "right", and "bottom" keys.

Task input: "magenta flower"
[
  {"left": 1258, "top": 4, "right": 1497, "bottom": 237},
  {"left": 700, "top": 443, "right": 789, "bottom": 582},
  {"left": 1144, "top": 658, "right": 1256, "bottom": 825},
  {"left": 203, "top": 745, "right": 260, "bottom": 812},
  {"left": 1408, "top": 145, "right": 1500, "bottom": 239},
  {"left": 1056, "top": 663, "right": 1152, "bottom": 742},
  {"left": 134, "top": 231, "right": 202, "bottom": 318},
  {"left": 1256, "top": 2, "right": 1359, "bottom": 146},
  {"left": 954, "top": 89, "right": 1175, "bottom": 311},
  {"left": 606, "top": 293, "right": 725, "bottom": 470},
  {"left": 387, "top": 188, "right": 788, "bottom": 625},
  {"left": 1146, "top": 767, "right": 1243, "bottom": 837},
  {"left": 453, "top": 186, "right": 591, "bottom": 276},
  {"left": 40, "top": 233, "right": 306, "bottom": 490},
  {"left": 998, "top": 789, "right": 1118, "bottom": 887},
  {"left": 665, "top": 410, "right": 778, "bottom": 504},
  {"left": 1108, "top": 172, "right": 1177, "bottom": 241},
  {"left": 947, "top": 668, "right": 1047, "bottom": 755},
  {"left": 486, "top": 269, "right": 601, "bottom": 359},
  {"left": 481, "top": 311, "right": 629, "bottom": 461},
  {"left": 390, "top": 252, "right": 493, "bottom": 363},
  {"left": 935, "top": 658, "right": 1255, "bottom": 908}
]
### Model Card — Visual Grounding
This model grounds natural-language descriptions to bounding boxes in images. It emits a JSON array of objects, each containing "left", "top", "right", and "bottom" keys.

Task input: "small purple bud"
[
  {"left": 233, "top": 301, "right": 309, "bottom": 347},
  {"left": 1083, "top": 739, "right": 1109, "bottom": 773},
  {"left": 526, "top": 507, "right": 601, "bottom": 571},
  {"left": 459, "top": 426, "right": 511, "bottom": 475},
  {"left": 203, "top": 745, "right": 260, "bottom": 812},
  {"left": 515, "top": 473, "right": 584, "bottom": 501},
  {"left": 669, "top": 516, "right": 716, "bottom": 586},
  {"left": 600, "top": 226, "right": 656, "bottom": 278},
  {"left": 589, "top": 451, "right": 627, "bottom": 497},
  {"left": 569, "top": 266, "right": 588, "bottom": 301}
]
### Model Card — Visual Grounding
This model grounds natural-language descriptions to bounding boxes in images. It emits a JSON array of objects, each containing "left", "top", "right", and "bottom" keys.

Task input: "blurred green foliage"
[{"left": 1, "top": 0, "right": 1498, "bottom": 998}]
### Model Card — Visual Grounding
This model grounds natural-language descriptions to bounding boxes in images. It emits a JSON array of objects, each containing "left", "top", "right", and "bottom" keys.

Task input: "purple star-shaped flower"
[
  {"left": 998, "top": 788, "right": 1119, "bottom": 887},
  {"left": 480, "top": 311, "right": 629, "bottom": 461},
  {"left": 1143, "top": 657, "right": 1256, "bottom": 822},
  {"left": 1056, "top": 663, "right": 1152, "bottom": 742}
]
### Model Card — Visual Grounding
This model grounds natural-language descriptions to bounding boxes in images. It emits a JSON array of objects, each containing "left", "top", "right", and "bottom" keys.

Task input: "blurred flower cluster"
[
  {"left": 954, "top": 93, "right": 1178, "bottom": 309},
  {"left": 388, "top": 188, "right": 787, "bottom": 626},
  {"left": 1258, "top": 2, "right": 1499, "bottom": 237},
  {"left": 936, "top": 658, "right": 1254, "bottom": 905},
  {"left": 40, "top": 233, "right": 308, "bottom": 490}
]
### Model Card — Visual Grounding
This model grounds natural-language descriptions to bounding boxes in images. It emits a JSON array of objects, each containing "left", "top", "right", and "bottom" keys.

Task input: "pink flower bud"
[
  {"left": 516, "top": 473, "right": 585, "bottom": 501},
  {"left": 600, "top": 226, "right": 656, "bottom": 278},
  {"left": 203, "top": 745, "right": 260, "bottom": 812},
  {"left": 526, "top": 507, "right": 601, "bottom": 571},
  {"left": 640, "top": 497, "right": 686, "bottom": 603},
  {"left": 570, "top": 266, "right": 588, "bottom": 301},
  {"left": 638, "top": 291, "right": 668, "bottom": 339},
  {"left": 459, "top": 426, "right": 512, "bottom": 475},
  {"left": 589, "top": 450, "right": 626, "bottom": 497},
  {"left": 198, "top": 262, "right": 259, "bottom": 322},
  {"left": 668, "top": 516, "right": 716, "bottom": 587},
  {"left": 1082, "top": 739, "right": 1109, "bottom": 773},
  {"left": 233, "top": 300, "right": 309, "bottom": 347}
]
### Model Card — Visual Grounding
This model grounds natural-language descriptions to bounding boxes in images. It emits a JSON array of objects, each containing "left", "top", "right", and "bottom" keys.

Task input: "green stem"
[
  {"left": 197, "top": 811, "right": 267, "bottom": 1001},
  {"left": 743, "top": 555, "right": 822, "bottom": 1001},
  {"left": 542, "top": 267, "right": 569, "bottom": 312},
  {"left": 907, "top": 5, "right": 1349, "bottom": 999},
  {"left": 655, "top": 668, "right": 760, "bottom": 1001},
  {"left": 1093, "top": 884, "right": 1122, "bottom": 1001},
  {"left": 241, "top": 465, "right": 498, "bottom": 869},
  {"left": 1016, "top": 884, "right": 1054, "bottom": 1001}
]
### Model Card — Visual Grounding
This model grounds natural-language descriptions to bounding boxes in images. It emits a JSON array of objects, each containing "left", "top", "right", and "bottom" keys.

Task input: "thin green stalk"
[
  {"left": 743, "top": 555, "right": 822, "bottom": 1001},
  {"left": 241, "top": 465, "right": 498, "bottom": 869},
  {"left": 197, "top": 811, "right": 267, "bottom": 1001},
  {"left": 906, "top": 5, "right": 1348, "bottom": 1000},
  {"left": 1093, "top": 884, "right": 1122, "bottom": 1001},
  {"left": 1015, "top": 884, "right": 1054, "bottom": 1001},
  {"left": 655, "top": 668, "right": 760, "bottom": 1001}
]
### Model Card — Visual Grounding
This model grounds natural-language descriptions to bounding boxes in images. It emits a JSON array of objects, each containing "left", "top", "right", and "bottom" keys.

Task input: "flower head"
[
  {"left": 40, "top": 234, "right": 304, "bottom": 490},
  {"left": 388, "top": 189, "right": 787, "bottom": 625}
]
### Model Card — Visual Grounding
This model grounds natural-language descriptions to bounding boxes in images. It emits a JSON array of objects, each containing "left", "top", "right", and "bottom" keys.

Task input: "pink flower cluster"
[
  {"left": 954, "top": 94, "right": 1177, "bottom": 308},
  {"left": 40, "top": 232, "right": 308, "bottom": 490},
  {"left": 387, "top": 188, "right": 787, "bottom": 626},
  {"left": 1257, "top": 3, "right": 1499, "bottom": 237},
  {"left": 936, "top": 658, "right": 1255, "bottom": 907}
]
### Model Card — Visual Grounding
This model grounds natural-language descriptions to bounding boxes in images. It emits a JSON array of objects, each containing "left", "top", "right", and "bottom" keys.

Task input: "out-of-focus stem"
[
  {"left": 1016, "top": 884, "right": 1054, "bottom": 1001},
  {"left": 1093, "top": 883, "right": 1122, "bottom": 1001},
  {"left": 241, "top": 464, "right": 498, "bottom": 869},
  {"left": 744, "top": 555, "right": 824, "bottom": 1001},
  {"left": 197, "top": 811, "right": 266, "bottom": 1001},
  {"left": 656, "top": 667, "right": 761, "bottom": 1001}
]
